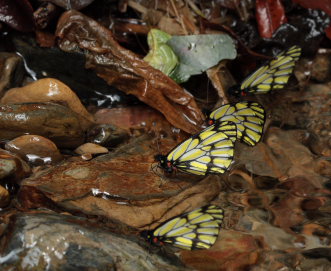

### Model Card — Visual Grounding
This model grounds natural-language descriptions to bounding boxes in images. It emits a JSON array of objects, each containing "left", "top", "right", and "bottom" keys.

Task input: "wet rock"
[
  {"left": 237, "top": 210, "right": 296, "bottom": 250},
  {"left": 0, "top": 53, "right": 24, "bottom": 97},
  {"left": 0, "top": 184, "right": 10, "bottom": 207},
  {"left": 272, "top": 83, "right": 331, "bottom": 157},
  {"left": 237, "top": 128, "right": 327, "bottom": 188},
  {"left": 310, "top": 51, "right": 331, "bottom": 82},
  {"left": 94, "top": 106, "right": 179, "bottom": 137},
  {"left": 250, "top": 251, "right": 303, "bottom": 271},
  {"left": 180, "top": 230, "right": 261, "bottom": 270},
  {"left": 13, "top": 36, "right": 134, "bottom": 108},
  {"left": 0, "top": 154, "right": 16, "bottom": 179},
  {"left": 0, "top": 103, "right": 93, "bottom": 148},
  {"left": 302, "top": 248, "right": 331, "bottom": 261},
  {"left": 5, "top": 135, "right": 63, "bottom": 166},
  {"left": 0, "top": 212, "right": 186, "bottom": 271},
  {"left": 236, "top": 141, "right": 289, "bottom": 179},
  {"left": 1, "top": 78, "right": 94, "bottom": 122},
  {"left": 75, "top": 143, "right": 108, "bottom": 155},
  {"left": 254, "top": 176, "right": 279, "bottom": 190},
  {"left": 87, "top": 124, "right": 129, "bottom": 147},
  {"left": 0, "top": 149, "right": 30, "bottom": 181},
  {"left": 18, "top": 135, "right": 220, "bottom": 229}
]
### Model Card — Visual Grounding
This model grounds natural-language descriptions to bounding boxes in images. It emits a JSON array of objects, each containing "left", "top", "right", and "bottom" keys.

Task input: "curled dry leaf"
[{"left": 55, "top": 10, "right": 204, "bottom": 134}]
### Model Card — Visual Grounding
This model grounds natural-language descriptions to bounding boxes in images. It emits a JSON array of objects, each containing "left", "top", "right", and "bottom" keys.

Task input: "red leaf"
[
  {"left": 325, "top": 23, "right": 331, "bottom": 40},
  {"left": 0, "top": 0, "right": 35, "bottom": 32},
  {"left": 256, "top": 0, "right": 287, "bottom": 38},
  {"left": 292, "top": 0, "right": 331, "bottom": 16}
]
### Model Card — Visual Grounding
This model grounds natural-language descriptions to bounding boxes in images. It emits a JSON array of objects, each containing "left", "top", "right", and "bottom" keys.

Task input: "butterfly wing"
[
  {"left": 209, "top": 102, "right": 265, "bottom": 146},
  {"left": 240, "top": 45, "right": 301, "bottom": 94},
  {"left": 152, "top": 205, "right": 224, "bottom": 250},
  {"left": 166, "top": 122, "right": 236, "bottom": 175}
]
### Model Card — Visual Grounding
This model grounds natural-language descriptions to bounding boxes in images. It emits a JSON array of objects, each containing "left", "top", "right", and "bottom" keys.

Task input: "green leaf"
[
  {"left": 143, "top": 29, "right": 178, "bottom": 75},
  {"left": 167, "top": 34, "right": 236, "bottom": 83}
]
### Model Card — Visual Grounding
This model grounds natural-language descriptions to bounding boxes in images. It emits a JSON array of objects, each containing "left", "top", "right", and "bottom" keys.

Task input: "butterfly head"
[
  {"left": 154, "top": 154, "right": 173, "bottom": 173},
  {"left": 227, "top": 85, "right": 242, "bottom": 97},
  {"left": 141, "top": 230, "right": 152, "bottom": 242},
  {"left": 141, "top": 230, "right": 163, "bottom": 246},
  {"left": 207, "top": 118, "right": 215, "bottom": 126}
]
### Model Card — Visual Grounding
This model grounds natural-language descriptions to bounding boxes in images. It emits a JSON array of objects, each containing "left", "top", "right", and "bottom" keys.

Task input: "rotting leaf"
[
  {"left": 167, "top": 34, "right": 236, "bottom": 83},
  {"left": 144, "top": 29, "right": 178, "bottom": 76},
  {"left": 255, "top": 0, "right": 287, "bottom": 38},
  {"left": 0, "top": 0, "right": 35, "bottom": 32},
  {"left": 56, "top": 10, "right": 205, "bottom": 134}
]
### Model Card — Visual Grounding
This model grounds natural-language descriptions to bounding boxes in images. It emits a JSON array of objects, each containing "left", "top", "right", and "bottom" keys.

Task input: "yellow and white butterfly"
[
  {"left": 228, "top": 45, "right": 301, "bottom": 97},
  {"left": 155, "top": 121, "right": 236, "bottom": 175},
  {"left": 208, "top": 101, "right": 265, "bottom": 146},
  {"left": 141, "top": 205, "right": 224, "bottom": 250}
]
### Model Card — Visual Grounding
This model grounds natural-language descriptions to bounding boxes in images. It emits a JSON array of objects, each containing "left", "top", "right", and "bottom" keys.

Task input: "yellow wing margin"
[
  {"left": 209, "top": 102, "right": 265, "bottom": 146},
  {"left": 153, "top": 205, "right": 224, "bottom": 250},
  {"left": 240, "top": 45, "right": 301, "bottom": 94}
]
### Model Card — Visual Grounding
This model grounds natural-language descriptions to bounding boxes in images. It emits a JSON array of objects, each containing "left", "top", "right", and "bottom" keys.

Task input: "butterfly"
[
  {"left": 208, "top": 101, "right": 265, "bottom": 146},
  {"left": 141, "top": 205, "right": 224, "bottom": 250},
  {"left": 155, "top": 121, "right": 236, "bottom": 175},
  {"left": 228, "top": 45, "right": 301, "bottom": 97}
]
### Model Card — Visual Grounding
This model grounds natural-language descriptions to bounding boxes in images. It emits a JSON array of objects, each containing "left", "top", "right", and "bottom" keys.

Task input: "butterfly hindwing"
[
  {"left": 209, "top": 102, "right": 265, "bottom": 146},
  {"left": 239, "top": 45, "right": 301, "bottom": 95},
  {"left": 148, "top": 205, "right": 224, "bottom": 250},
  {"left": 164, "top": 122, "right": 236, "bottom": 175}
]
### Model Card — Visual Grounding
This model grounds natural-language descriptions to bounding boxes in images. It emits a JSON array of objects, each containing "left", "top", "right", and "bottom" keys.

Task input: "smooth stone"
[
  {"left": 87, "top": 124, "right": 129, "bottom": 147},
  {"left": 13, "top": 36, "right": 134, "bottom": 108},
  {"left": 0, "top": 158, "right": 16, "bottom": 180},
  {"left": 0, "top": 53, "right": 23, "bottom": 97},
  {"left": 5, "top": 135, "right": 63, "bottom": 166},
  {"left": 0, "top": 212, "right": 186, "bottom": 271},
  {"left": 1, "top": 77, "right": 94, "bottom": 122},
  {"left": 0, "top": 149, "right": 30, "bottom": 181},
  {"left": 0, "top": 184, "right": 10, "bottom": 207},
  {"left": 18, "top": 135, "right": 219, "bottom": 229},
  {"left": 0, "top": 103, "right": 93, "bottom": 148},
  {"left": 74, "top": 143, "right": 108, "bottom": 155}
]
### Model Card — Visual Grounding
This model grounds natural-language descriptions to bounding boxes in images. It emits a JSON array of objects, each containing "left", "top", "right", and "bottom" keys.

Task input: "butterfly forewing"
[
  {"left": 209, "top": 102, "right": 265, "bottom": 146},
  {"left": 151, "top": 205, "right": 224, "bottom": 250},
  {"left": 240, "top": 45, "right": 301, "bottom": 95},
  {"left": 165, "top": 122, "right": 236, "bottom": 175}
]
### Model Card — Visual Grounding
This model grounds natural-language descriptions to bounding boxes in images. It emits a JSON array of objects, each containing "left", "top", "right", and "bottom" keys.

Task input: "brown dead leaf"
[{"left": 55, "top": 10, "right": 204, "bottom": 134}]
